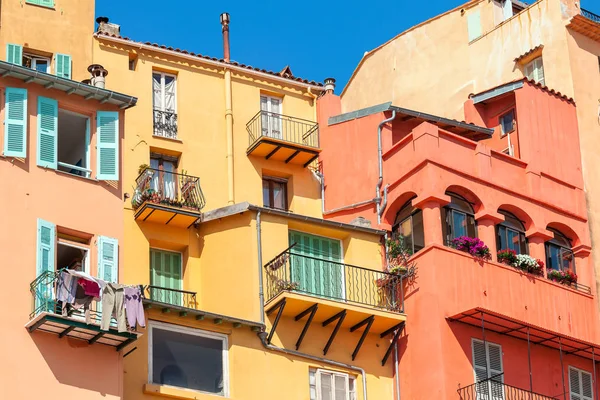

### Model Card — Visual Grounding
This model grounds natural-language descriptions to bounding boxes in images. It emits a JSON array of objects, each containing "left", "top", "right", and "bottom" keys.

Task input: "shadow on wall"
[{"left": 30, "top": 331, "right": 120, "bottom": 397}]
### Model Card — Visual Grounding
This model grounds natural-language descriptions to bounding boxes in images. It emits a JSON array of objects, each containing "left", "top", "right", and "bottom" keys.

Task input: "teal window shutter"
[
  {"left": 98, "top": 236, "right": 119, "bottom": 283},
  {"left": 55, "top": 54, "right": 71, "bottom": 79},
  {"left": 36, "top": 96, "right": 58, "bottom": 169},
  {"left": 96, "top": 111, "right": 119, "bottom": 180},
  {"left": 3, "top": 88, "right": 28, "bottom": 158},
  {"left": 467, "top": 10, "right": 482, "bottom": 42},
  {"left": 36, "top": 219, "right": 56, "bottom": 276},
  {"left": 150, "top": 249, "right": 182, "bottom": 305},
  {"left": 39, "top": 0, "right": 55, "bottom": 7},
  {"left": 6, "top": 44, "right": 23, "bottom": 65}
]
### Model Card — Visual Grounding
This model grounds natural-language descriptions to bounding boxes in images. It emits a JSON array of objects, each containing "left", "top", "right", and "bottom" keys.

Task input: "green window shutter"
[
  {"left": 55, "top": 54, "right": 71, "bottom": 79},
  {"left": 97, "top": 236, "right": 118, "bottom": 283},
  {"left": 39, "top": 0, "right": 54, "bottom": 7},
  {"left": 3, "top": 87, "right": 28, "bottom": 157},
  {"left": 36, "top": 96, "right": 58, "bottom": 169},
  {"left": 150, "top": 249, "right": 182, "bottom": 305},
  {"left": 36, "top": 218, "right": 56, "bottom": 276},
  {"left": 96, "top": 111, "right": 119, "bottom": 181},
  {"left": 6, "top": 44, "right": 22, "bottom": 65}
]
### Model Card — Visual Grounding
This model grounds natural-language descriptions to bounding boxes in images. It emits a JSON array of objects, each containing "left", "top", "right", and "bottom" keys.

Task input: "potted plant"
[
  {"left": 450, "top": 236, "right": 492, "bottom": 261},
  {"left": 548, "top": 269, "right": 578, "bottom": 286},
  {"left": 497, "top": 249, "right": 518, "bottom": 265},
  {"left": 515, "top": 254, "right": 544, "bottom": 276},
  {"left": 180, "top": 169, "right": 197, "bottom": 204}
]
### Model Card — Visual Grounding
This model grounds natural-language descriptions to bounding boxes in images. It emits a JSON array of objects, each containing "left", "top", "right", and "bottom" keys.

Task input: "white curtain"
[
  {"left": 152, "top": 74, "right": 162, "bottom": 110},
  {"left": 164, "top": 76, "right": 176, "bottom": 112}
]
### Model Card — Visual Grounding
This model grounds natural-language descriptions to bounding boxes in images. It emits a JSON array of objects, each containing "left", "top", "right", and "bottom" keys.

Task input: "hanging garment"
[
  {"left": 78, "top": 278, "right": 101, "bottom": 298},
  {"left": 100, "top": 283, "right": 127, "bottom": 332},
  {"left": 71, "top": 284, "right": 94, "bottom": 323},
  {"left": 66, "top": 269, "right": 107, "bottom": 293},
  {"left": 56, "top": 271, "right": 78, "bottom": 304},
  {"left": 124, "top": 286, "right": 146, "bottom": 329}
]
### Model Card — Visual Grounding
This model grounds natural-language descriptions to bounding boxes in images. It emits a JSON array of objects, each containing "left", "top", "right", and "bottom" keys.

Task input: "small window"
[
  {"left": 262, "top": 177, "right": 287, "bottom": 210},
  {"left": 467, "top": 10, "right": 482, "bottom": 42},
  {"left": 496, "top": 210, "right": 527, "bottom": 254},
  {"left": 309, "top": 369, "right": 356, "bottom": 400},
  {"left": 392, "top": 198, "right": 424, "bottom": 254},
  {"left": 524, "top": 57, "right": 545, "bottom": 85},
  {"left": 26, "top": 0, "right": 54, "bottom": 8},
  {"left": 152, "top": 72, "right": 177, "bottom": 138},
  {"left": 260, "top": 95, "right": 283, "bottom": 139},
  {"left": 149, "top": 322, "right": 228, "bottom": 397},
  {"left": 442, "top": 192, "right": 477, "bottom": 243},
  {"left": 57, "top": 109, "right": 91, "bottom": 177},
  {"left": 499, "top": 110, "right": 515, "bottom": 136},
  {"left": 129, "top": 54, "right": 138, "bottom": 71},
  {"left": 545, "top": 228, "right": 575, "bottom": 272},
  {"left": 569, "top": 366, "right": 593, "bottom": 400},
  {"left": 23, "top": 53, "right": 50, "bottom": 73}
]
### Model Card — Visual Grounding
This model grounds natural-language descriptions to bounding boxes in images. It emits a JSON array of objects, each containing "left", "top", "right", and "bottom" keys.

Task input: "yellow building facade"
[{"left": 91, "top": 15, "right": 406, "bottom": 400}]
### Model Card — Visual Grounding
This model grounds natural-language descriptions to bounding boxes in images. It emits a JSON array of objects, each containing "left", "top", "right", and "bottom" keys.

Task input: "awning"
[{"left": 448, "top": 308, "right": 600, "bottom": 360}]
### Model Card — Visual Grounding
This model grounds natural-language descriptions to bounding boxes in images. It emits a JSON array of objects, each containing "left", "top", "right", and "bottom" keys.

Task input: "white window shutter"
[
  {"left": 472, "top": 340, "right": 489, "bottom": 382},
  {"left": 581, "top": 371, "right": 593, "bottom": 400},
  {"left": 571, "top": 368, "right": 583, "bottom": 400},
  {"left": 502, "top": 0, "right": 513, "bottom": 20},
  {"left": 467, "top": 11, "right": 482, "bottom": 41},
  {"left": 487, "top": 343, "right": 504, "bottom": 378},
  {"left": 535, "top": 58, "right": 545, "bottom": 86},
  {"left": 97, "top": 236, "right": 118, "bottom": 283},
  {"left": 309, "top": 369, "right": 317, "bottom": 400}
]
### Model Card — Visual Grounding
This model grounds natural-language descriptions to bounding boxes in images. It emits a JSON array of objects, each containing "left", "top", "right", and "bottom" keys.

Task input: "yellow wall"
[{"left": 0, "top": 0, "right": 94, "bottom": 81}]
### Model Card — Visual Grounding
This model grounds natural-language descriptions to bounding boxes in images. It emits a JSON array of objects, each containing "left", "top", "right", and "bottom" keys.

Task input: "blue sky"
[{"left": 96, "top": 1, "right": 600, "bottom": 91}]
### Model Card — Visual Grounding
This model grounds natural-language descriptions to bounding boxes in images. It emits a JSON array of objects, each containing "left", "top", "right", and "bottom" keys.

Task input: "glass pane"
[
  {"left": 497, "top": 226, "right": 506, "bottom": 250},
  {"left": 399, "top": 218, "right": 413, "bottom": 253},
  {"left": 152, "top": 327, "right": 224, "bottom": 394},
  {"left": 321, "top": 373, "right": 333, "bottom": 400},
  {"left": 273, "top": 182, "right": 286, "bottom": 210},
  {"left": 507, "top": 229, "right": 520, "bottom": 253},
  {"left": 412, "top": 210, "right": 424, "bottom": 253},
  {"left": 467, "top": 215, "right": 477, "bottom": 238},
  {"left": 262, "top": 180, "right": 271, "bottom": 207},
  {"left": 561, "top": 250, "right": 574, "bottom": 271},
  {"left": 500, "top": 110, "right": 514, "bottom": 134},
  {"left": 520, "top": 234, "right": 528, "bottom": 255},
  {"left": 334, "top": 375, "right": 347, "bottom": 400},
  {"left": 35, "top": 60, "right": 48, "bottom": 73},
  {"left": 547, "top": 245, "right": 560, "bottom": 271},
  {"left": 452, "top": 211, "right": 467, "bottom": 238}
]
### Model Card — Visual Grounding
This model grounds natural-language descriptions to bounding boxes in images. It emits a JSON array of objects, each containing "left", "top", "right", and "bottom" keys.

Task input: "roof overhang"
[
  {"left": 448, "top": 307, "right": 600, "bottom": 360},
  {"left": 568, "top": 14, "right": 600, "bottom": 42},
  {"left": 471, "top": 81, "right": 524, "bottom": 104},
  {"left": 0, "top": 60, "right": 137, "bottom": 109},
  {"left": 328, "top": 102, "right": 493, "bottom": 142}
]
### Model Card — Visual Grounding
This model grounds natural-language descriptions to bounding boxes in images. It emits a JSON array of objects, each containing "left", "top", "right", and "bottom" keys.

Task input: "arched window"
[
  {"left": 496, "top": 210, "right": 527, "bottom": 254},
  {"left": 442, "top": 192, "right": 476, "bottom": 243},
  {"left": 392, "top": 199, "right": 424, "bottom": 254},
  {"left": 545, "top": 228, "right": 575, "bottom": 272}
]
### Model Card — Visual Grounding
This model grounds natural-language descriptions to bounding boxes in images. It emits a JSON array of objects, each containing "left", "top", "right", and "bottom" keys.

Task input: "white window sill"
[
  {"left": 152, "top": 134, "right": 183, "bottom": 143},
  {"left": 144, "top": 383, "right": 229, "bottom": 400}
]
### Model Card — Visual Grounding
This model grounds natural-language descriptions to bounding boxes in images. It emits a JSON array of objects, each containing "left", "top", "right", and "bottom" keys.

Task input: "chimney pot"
[
  {"left": 324, "top": 77, "right": 336, "bottom": 94},
  {"left": 220, "top": 12, "right": 231, "bottom": 62}
]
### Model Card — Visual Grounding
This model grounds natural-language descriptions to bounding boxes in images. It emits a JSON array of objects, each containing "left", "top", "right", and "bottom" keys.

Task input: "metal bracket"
[
  {"left": 266, "top": 298, "right": 287, "bottom": 344},
  {"left": 323, "top": 310, "right": 346, "bottom": 355},
  {"left": 294, "top": 303, "right": 318, "bottom": 350},
  {"left": 351, "top": 315, "right": 375, "bottom": 361},
  {"left": 381, "top": 322, "right": 405, "bottom": 366}
]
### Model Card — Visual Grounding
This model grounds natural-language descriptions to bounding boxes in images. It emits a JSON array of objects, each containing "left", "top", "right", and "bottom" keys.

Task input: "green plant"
[{"left": 138, "top": 163, "right": 150, "bottom": 175}]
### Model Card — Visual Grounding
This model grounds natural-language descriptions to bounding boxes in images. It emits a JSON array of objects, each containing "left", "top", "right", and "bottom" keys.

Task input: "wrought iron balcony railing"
[
  {"left": 153, "top": 109, "right": 178, "bottom": 139},
  {"left": 247, "top": 110, "right": 319, "bottom": 149},
  {"left": 144, "top": 285, "right": 197, "bottom": 309},
  {"left": 132, "top": 167, "right": 206, "bottom": 211},
  {"left": 582, "top": 8, "right": 600, "bottom": 24},
  {"left": 457, "top": 374, "right": 559, "bottom": 400},
  {"left": 264, "top": 246, "right": 405, "bottom": 313}
]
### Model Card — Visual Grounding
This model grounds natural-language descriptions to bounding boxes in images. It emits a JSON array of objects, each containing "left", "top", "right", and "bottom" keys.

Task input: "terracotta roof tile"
[
  {"left": 96, "top": 32, "right": 323, "bottom": 87},
  {"left": 514, "top": 44, "right": 544, "bottom": 63}
]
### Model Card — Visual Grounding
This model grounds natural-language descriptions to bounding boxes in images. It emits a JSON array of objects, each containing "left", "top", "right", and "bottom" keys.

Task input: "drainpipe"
[
  {"left": 258, "top": 332, "right": 368, "bottom": 400},
  {"left": 221, "top": 12, "right": 235, "bottom": 205},
  {"left": 376, "top": 111, "right": 396, "bottom": 225},
  {"left": 394, "top": 342, "right": 401, "bottom": 400},
  {"left": 256, "top": 211, "right": 265, "bottom": 324}
]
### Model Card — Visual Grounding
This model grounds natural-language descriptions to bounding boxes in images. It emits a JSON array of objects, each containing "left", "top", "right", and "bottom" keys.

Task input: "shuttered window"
[
  {"left": 36, "top": 96, "right": 58, "bottom": 169},
  {"left": 36, "top": 219, "right": 55, "bottom": 310},
  {"left": 97, "top": 236, "right": 119, "bottom": 283},
  {"left": 96, "top": 111, "right": 119, "bottom": 181},
  {"left": 3, "top": 87, "right": 28, "bottom": 158},
  {"left": 6, "top": 44, "right": 23, "bottom": 65},
  {"left": 55, "top": 53, "right": 71, "bottom": 79},
  {"left": 570, "top": 367, "right": 593, "bottom": 400},
  {"left": 467, "top": 10, "right": 482, "bottom": 42},
  {"left": 524, "top": 57, "right": 545, "bottom": 86},
  {"left": 472, "top": 339, "right": 504, "bottom": 399},
  {"left": 150, "top": 249, "right": 183, "bottom": 305},
  {"left": 309, "top": 369, "right": 356, "bottom": 400},
  {"left": 26, "top": 0, "right": 55, "bottom": 7}
]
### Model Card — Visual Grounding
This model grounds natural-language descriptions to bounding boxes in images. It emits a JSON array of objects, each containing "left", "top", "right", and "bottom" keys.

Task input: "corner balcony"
[
  {"left": 246, "top": 111, "right": 320, "bottom": 167},
  {"left": 568, "top": 9, "right": 600, "bottom": 41},
  {"left": 132, "top": 168, "right": 206, "bottom": 228},
  {"left": 26, "top": 271, "right": 138, "bottom": 350},
  {"left": 263, "top": 247, "right": 407, "bottom": 352}
]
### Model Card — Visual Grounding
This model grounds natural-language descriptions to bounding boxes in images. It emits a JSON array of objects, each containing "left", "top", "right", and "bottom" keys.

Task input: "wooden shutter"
[
  {"left": 36, "top": 219, "right": 56, "bottom": 276},
  {"left": 97, "top": 236, "right": 118, "bottom": 283},
  {"left": 467, "top": 11, "right": 482, "bottom": 41},
  {"left": 96, "top": 111, "right": 119, "bottom": 180},
  {"left": 150, "top": 249, "right": 182, "bottom": 305},
  {"left": 3, "top": 87, "right": 28, "bottom": 157},
  {"left": 55, "top": 54, "right": 71, "bottom": 79},
  {"left": 36, "top": 96, "right": 58, "bottom": 169},
  {"left": 472, "top": 339, "right": 489, "bottom": 382},
  {"left": 6, "top": 44, "right": 22, "bottom": 65}
]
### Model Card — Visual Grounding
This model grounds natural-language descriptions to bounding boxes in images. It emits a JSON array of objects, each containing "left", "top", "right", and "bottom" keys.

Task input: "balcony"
[
  {"left": 153, "top": 109, "right": 178, "bottom": 139},
  {"left": 26, "top": 271, "right": 138, "bottom": 350},
  {"left": 246, "top": 110, "right": 320, "bottom": 167},
  {"left": 263, "top": 247, "right": 407, "bottom": 345},
  {"left": 132, "top": 168, "right": 206, "bottom": 228},
  {"left": 458, "top": 374, "right": 558, "bottom": 400},
  {"left": 582, "top": 8, "right": 600, "bottom": 24}
]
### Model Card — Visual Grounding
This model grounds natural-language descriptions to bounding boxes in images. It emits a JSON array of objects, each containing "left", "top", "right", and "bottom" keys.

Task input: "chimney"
[
  {"left": 88, "top": 64, "right": 108, "bottom": 89},
  {"left": 220, "top": 12, "right": 231, "bottom": 62},
  {"left": 324, "top": 78, "right": 336, "bottom": 94},
  {"left": 96, "top": 16, "right": 121, "bottom": 36}
]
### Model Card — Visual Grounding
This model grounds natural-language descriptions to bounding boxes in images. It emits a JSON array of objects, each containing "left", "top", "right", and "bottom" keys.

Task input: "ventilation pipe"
[
  {"left": 376, "top": 111, "right": 396, "bottom": 224},
  {"left": 88, "top": 64, "right": 108, "bottom": 89},
  {"left": 221, "top": 12, "right": 235, "bottom": 204}
]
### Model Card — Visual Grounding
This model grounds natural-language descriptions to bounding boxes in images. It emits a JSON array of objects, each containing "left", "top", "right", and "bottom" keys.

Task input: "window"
[
  {"left": 392, "top": 199, "right": 424, "bottom": 254},
  {"left": 56, "top": 109, "right": 91, "bottom": 177},
  {"left": 472, "top": 339, "right": 504, "bottom": 395},
  {"left": 467, "top": 10, "right": 482, "bottom": 42},
  {"left": 545, "top": 228, "right": 575, "bottom": 272},
  {"left": 309, "top": 369, "right": 356, "bottom": 400},
  {"left": 260, "top": 95, "right": 282, "bottom": 139},
  {"left": 26, "top": 0, "right": 54, "bottom": 7},
  {"left": 496, "top": 210, "right": 527, "bottom": 254},
  {"left": 150, "top": 154, "right": 179, "bottom": 202},
  {"left": 149, "top": 321, "right": 228, "bottom": 397},
  {"left": 23, "top": 53, "right": 50, "bottom": 73},
  {"left": 524, "top": 57, "right": 545, "bottom": 85},
  {"left": 493, "top": 0, "right": 513, "bottom": 24},
  {"left": 150, "top": 248, "right": 183, "bottom": 305},
  {"left": 442, "top": 192, "right": 477, "bottom": 243},
  {"left": 499, "top": 110, "right": 515, "bottom": 136},
  {"left": 152, "top": 72, "right": 177, "bottom": 138},
  {"left": 262, "top": 176, "right": 288, "bottom": 210},
  {"left": 569, "top": 366, "right": 593, "bottom": 400}
]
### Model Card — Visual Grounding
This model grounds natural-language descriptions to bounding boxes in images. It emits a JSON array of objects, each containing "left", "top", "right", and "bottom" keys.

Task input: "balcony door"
[
  {"left": 150, "top": 156, "right": 177, "bottom": 202},
  {"left": 260, "top": 95, "right": 282, "bottom": 139},
  {"left": 288, "top": 231, "right": 344, "bottom": 300},
  {"left": 150, "top": 249, "right": 183, "bottom": 306},
  {"left": 472, "top": 339, "right": 504, "bottom": 400}
]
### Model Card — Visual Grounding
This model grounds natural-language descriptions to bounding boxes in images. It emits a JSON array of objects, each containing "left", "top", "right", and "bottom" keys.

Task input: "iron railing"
[
  {"left": 132, "top": 167, "right": 206, "bottom": 211},
  {"left": 247, "top": 110, "right": 319, "bottom": 149},
  {"left": 582, "top": 8, "right": 600, "bottom": 24},
  {"left": 153, "top": 109, "right": 178, "bottom": 139},
  {"left": 458, "top": 374, "right": 559, "bottom": 400},
  {"left": 144, "top": 285, "right": 197, "bottom": 309},
  {"left": 264, "top": 247, "right": 405, "bottom": 313}
]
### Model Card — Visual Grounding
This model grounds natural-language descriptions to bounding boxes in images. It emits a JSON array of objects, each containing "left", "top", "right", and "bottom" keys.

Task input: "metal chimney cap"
[
  {"left": 220, "top": 12, "right": 230, "bottom": 26},
  {"left": 324, "top": 77, "right": 336, "bottom": 85},
  {"left": 324, "top": 77, "right": 336, "bottom": 93},
  {"left": 96, "top": 16, "right": 109, "bottom": 24}
]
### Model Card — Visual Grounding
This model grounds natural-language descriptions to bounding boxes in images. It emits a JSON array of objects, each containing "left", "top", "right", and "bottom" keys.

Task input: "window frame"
[
  {"left": 309, "top": 368, "right": 356, "bottom": 400},
  {"left": 496, "top": 210, "right": 528, "bottom": 255},
  {"left": 524, "top": 57, "right": 545, "bottom": 85},
  {"left": 545, "top": 228, "right": 575, "bottom": 273},
  {"left": 56, "top": 108, "right": 92, "bottom": 178},
  {"left": 392, "top": 198, "right": 424, "bottom": 254},
  {"left": 499, "top": 109, "right": 516, "bottom": 137},
  {"left": 23, "top": 53, "right": 51, "bottom": 73},
  {"left": 152, "top": 71, "right": 178, "bottom": 113},
  {"left": 443, "top": 192, "right": 477, "bottom": 244},
  {"left": 148, "top": 320, "right": 229, "bottom": 397},
  {"left": 25, "top": 0, "right": 54, "bottom": 8},
  {"left": 262, "top": 176, "right": 288, "bottom": 211},
  {"left": 569, "top": 366, "right": 594, "bottom": 400}
]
